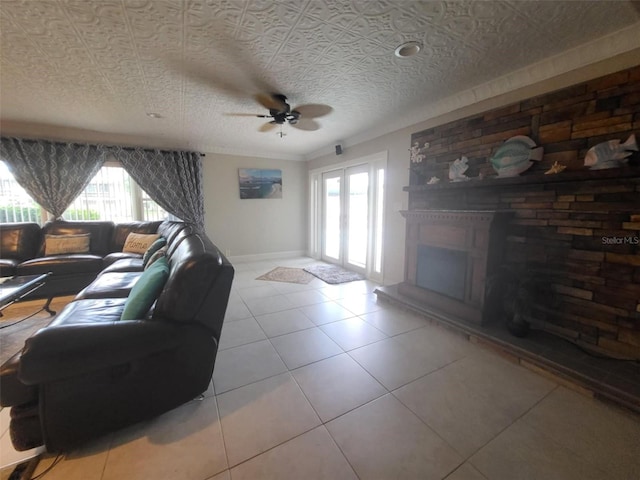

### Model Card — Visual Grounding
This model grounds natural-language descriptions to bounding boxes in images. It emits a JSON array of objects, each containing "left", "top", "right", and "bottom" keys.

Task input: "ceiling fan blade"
[
  {"left": 292, "top": 118, "right": 320, "bottom": 131},
  {"left": 224, "top": 113, "right": 271, "bottom": 118},
  {"left": 259, "top": 121, "right": 278, "bottom": 132},
  {"left": 292, "top": 104, "right": 333, "bottom": 119},
  {"left": 255, "top": 93, "right": 288, "bottom": 113}
]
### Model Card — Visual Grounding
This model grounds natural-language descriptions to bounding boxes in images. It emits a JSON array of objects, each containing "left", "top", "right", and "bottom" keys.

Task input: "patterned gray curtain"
[
  {"left": 110, "top": 147, "right": 205, "bottom": 230},
  {"left": 0, "top": 137, "right": 106, "bottom": 218}
]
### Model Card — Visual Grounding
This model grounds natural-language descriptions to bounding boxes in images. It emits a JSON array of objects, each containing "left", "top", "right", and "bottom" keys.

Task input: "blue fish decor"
[
  {"left": 583, "top": 134, "right": 637, "bottom": 170},
  {"left": 490, "top": 136, "right": 544, "bottom": 177}
]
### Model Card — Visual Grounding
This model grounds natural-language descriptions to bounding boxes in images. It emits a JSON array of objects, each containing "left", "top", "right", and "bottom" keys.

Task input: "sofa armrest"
[{"left": 19, "top": 320, "right": 197, "bottom": 385}]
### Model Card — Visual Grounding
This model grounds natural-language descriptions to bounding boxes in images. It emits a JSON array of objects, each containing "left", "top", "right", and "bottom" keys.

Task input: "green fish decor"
[{"left": 490, "top": 136, "right": 544, "bottom": 177}]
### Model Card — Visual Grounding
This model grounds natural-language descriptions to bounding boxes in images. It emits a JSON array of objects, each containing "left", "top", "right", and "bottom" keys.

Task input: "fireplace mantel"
[{"left": 399, "top": 209, "right": 509, "bottom": 324}]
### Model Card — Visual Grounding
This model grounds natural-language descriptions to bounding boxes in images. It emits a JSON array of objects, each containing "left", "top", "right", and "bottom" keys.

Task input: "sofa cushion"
[
  {"left": 0, "top": 258, "right": 19, "bottom": 277},
  {"left": 121, "top": 257, "right": 169, "bottom": 320},
  {"left": 145, "top": 246, "right": 167, "bottom": 270},
  {"left": 122, "top": 233, "right": 159, "bottom": 254},
  {"left": 142, "top": 237, "right": 167, "bottom": 267},
  {"left": 41, "top": 220, "right": 115, "bottom": 256},
  {"left": 103, "top": 251, "right": 142, "bottom": 268},
  {"left": 17, "top": 255, "right": 103, "bottom": 276},
  {"left": 111, "top": 221, "right": 162, "bottom": 252},
  {"left": 48, "top": 298, "right": 128, "bottom": 327},
  {"left": 0, "top": 223, "right": 42, "bottom": 261},
  {"left": 101, "top": 258, "right": 144, "bottom": 274},
  {"left": 75, "top": 271, "right": 142, "bottom": 299},
  {"left": 44, "top": 233, "right": 91, "bottom": 255}
]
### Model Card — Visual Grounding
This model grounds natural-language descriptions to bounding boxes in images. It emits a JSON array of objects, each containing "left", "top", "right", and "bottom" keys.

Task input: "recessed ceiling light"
[
  {"left": 394, "top": 41, "right": 422, "bottom": 58},
  {"left": 146, "top": 112, "right": 163, "bottom": 118}
]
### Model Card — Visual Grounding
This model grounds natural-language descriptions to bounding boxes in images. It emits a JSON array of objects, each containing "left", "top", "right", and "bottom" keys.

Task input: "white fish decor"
[
  {"left": 427, "top": 176, "right": 440, "bottom": 185},
  {"left": 583, "top": 134, "right": 637, "bottom": 170},
  {"left": 449, "top": 156, "right": 471, "bottom": 182},
  {"left": 489, "top": 135, "right": 544, "bottom": 177}
]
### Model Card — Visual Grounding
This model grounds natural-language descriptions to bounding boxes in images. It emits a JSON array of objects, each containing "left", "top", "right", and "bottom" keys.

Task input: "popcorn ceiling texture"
[{"left": 0, "top": 0, "right": 638, "bottom": 157}]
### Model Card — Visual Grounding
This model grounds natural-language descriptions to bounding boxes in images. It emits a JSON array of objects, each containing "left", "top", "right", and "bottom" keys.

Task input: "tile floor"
[{"left": 2, "top": 257, "right": 640, "bottom": 480}]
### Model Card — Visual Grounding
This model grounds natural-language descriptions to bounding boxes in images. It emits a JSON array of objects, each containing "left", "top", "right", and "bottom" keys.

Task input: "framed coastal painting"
[{"left": 238, "top": 168, "right": 282, "bottom": 199}]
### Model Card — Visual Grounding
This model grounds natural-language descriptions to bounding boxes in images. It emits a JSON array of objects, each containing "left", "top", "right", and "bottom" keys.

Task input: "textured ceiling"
[{"left": 1, "top": 0, "right": 640, "bottom": 160}]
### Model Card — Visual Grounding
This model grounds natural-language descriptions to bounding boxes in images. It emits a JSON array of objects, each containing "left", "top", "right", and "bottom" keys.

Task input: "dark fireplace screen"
[{"left": 416, "top": 245, "right": 468, "bottom": 301}]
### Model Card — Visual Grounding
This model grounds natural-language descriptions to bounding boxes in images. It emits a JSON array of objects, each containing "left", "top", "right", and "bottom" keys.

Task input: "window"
[
  {"left": 0, "top": 161, "right": 43, "bottom": 223},
  {"left": 0, "top": 161, "right": 169, "bottom": 224}
]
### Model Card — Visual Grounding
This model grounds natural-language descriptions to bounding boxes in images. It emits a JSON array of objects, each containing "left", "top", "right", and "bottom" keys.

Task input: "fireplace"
[{"left": 398, "top": 210, "right": 508, "bottom": 324}]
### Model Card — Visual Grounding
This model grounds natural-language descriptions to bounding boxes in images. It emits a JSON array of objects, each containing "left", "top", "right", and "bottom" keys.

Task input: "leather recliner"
[{"left": 0, "top": 225, "right": 234, "bottom": 452}]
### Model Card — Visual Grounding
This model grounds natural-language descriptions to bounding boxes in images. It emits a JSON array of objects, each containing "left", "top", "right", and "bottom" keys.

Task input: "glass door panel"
[
  {"left": 345, "top": 168, "right": 369, "bottom": 271},
  {"left": 322, "top": 171, "right": 342, "bottom": 262}
]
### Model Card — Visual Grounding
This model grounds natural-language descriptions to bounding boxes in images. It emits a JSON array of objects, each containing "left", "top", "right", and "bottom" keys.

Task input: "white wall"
[
  {"left": 308, "top": 51, "right": 640, "bottom": 286},
  {"left": 202, "top": 152, "right": 308, "bottom": 259}
]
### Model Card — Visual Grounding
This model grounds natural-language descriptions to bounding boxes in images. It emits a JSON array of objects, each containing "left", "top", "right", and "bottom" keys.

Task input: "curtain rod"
[{"left": 2, "top": 136, "right": 205, "bottom": 157}]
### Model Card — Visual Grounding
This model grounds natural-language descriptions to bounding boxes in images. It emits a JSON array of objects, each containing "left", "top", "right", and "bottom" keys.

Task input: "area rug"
[
  {"left": 256, "top": 267, "right": 315, "bottom": 284},
  {"left": 303, "top": 265, "right": 364, "bottom": 284}
]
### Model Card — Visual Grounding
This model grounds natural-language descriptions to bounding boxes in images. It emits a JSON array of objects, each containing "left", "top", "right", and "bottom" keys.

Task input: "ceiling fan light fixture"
[{"left": 394, "top": 41, "right": 422, "bottom": 58}]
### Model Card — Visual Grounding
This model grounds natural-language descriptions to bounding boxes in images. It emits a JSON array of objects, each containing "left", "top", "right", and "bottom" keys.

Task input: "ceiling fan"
[{"left": 227, "top": 93, "right": 333, "bottom": 135}]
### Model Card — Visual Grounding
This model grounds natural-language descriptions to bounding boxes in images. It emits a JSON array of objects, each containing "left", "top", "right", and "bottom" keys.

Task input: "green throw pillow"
[
  {"left": 142, "top": 236, "right": 167, "bottom": 267},
  {"left": 120, "top": 257, "right": 170, "bottom": 320}
]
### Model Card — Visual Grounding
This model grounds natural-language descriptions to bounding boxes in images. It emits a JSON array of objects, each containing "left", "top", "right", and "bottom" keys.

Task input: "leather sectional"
[{"left": 0, "top": 220, "right": 234, "bottom": 452}]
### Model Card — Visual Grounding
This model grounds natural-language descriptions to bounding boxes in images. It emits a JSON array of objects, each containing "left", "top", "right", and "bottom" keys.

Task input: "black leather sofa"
[
  {"left": 0, "top": 219, "right": 162, "bottom": 302},
  {"left": 0, "top": 220, "right": 234, "bottom": 452}
]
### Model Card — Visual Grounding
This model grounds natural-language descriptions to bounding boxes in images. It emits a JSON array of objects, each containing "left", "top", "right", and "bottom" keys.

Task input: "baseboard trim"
[{"left": 229, "top": 250, "right": 307, "bottom": 263}]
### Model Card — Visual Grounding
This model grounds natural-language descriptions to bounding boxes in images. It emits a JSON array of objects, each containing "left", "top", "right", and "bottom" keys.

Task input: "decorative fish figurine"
[
  {"left": 449, "top": 156, "right": 471, "bottom": 182},
  {"left": 490, "top": 135, "right": 543, "bottom": 177},
  {"left": 584, "top": 134, "right": 637, "bottom": 169},
  {"left": 427, "top": 176, "right": 440, "bottom": 185}
]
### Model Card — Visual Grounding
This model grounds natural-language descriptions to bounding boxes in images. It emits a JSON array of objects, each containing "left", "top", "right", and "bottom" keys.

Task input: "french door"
[
  {"left": 311, "top": 153, "right": 386, "bottom": 282},
  {"left": 321, "top": 164, "right": 370, "bottom": 273}
]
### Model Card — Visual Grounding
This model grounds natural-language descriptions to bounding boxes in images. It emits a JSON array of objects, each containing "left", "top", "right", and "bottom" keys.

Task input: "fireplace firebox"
[{"left": 399, "top": 210, "right": 508, "bottom": 324}]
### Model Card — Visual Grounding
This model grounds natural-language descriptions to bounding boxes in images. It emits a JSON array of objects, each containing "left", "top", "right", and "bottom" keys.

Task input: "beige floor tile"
[
  {"left": 442, "top": 350, "right": 556, "bottom": 419},
  {"left": 521, "top": 386, "right": 640, "bottom": 480},
  {"left": 394, "top": 364, "right": 516, "bottom": 458},
  {"left": 103, "top": 397, "right": 227, "bottom": 480},
  {"left": 223, "top": 300, "right": 252, "bottom": 322},
  {"left": 360, "top": 308, "right": 429, "bottom": 336},
  {"left": 217, "top": 373, "right": 320, "bottom": 467},
  {"left": 206, "top": 470, "right": 230, "bottom": 480},
  {"left": 212, "top": 340, "right": 287, "bottom": 394},
  {"left": 327, "top": 394, "right": 463, "bottom": 480},
  {"left": 348, "top": 337, "right": 441, "bottom": 390},
  {"left": 237, "top": 284, "right": 281, "bottom": 301},
  {"left": 270, "top": 328, "right": 343, "bottom": 369},
  {"left": 445, "top": 462, "right": 488, "bottom": 480},
  {"left": 244, "top": 295, "right": 295, "bottom": 316},
  {"left": 230, "top": 426, "right": 357, "bottom": 480},
  {"left": 26, "top": 434, "right": 111, "bottom": 480},
  {"left": 470, "top": 419, "right": 608, "bottom": 480},
  {"left": 291, "top": 353, "right": 387, "bottom": 422},
  {"left": 255, "top": 309, "right": 315, "bottom": 337},
  {"left": 298, "top": 301, "right": 356, "bottom": 325},
  {"left": 394, "top": 324, "right": 478, "bottom": 368},
  {"left": 283, "top": 290, "right": 329, "bottom": 308},
  {"left": 335, "top": 293, "right": 382, "bottom": 316},
  {"left": 218, "top": 317, "right": 266, "bottom": 350},
  {"left": 319, "top": 317, "right": 387, "bottom": 351}
]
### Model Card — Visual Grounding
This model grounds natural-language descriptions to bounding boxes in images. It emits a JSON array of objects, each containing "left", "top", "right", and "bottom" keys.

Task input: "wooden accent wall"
[{"left": 407, "top": 65, "right": 640, "bottom": 359}]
